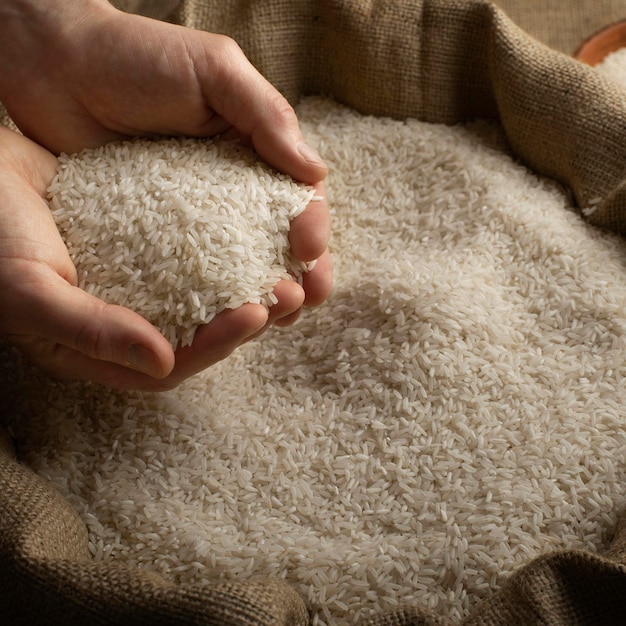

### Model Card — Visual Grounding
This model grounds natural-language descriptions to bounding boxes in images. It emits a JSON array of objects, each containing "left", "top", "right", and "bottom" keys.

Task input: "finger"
[
  {"left": 6, "top": 333, "right": 168, "bottom": 390},
  {"left": 273, "top": 309, "right": 302, "bottom": 328},
  {"left": 242, "top": 280, "right": 305, "bottom": 342},
  {"left": 197, "top": 34, "right": 328, "bottom": 183},
  {"left": 160, "top": 303, "right": 268, "bottom": 389},
  {"left": 266, "top": 280, "right": 305, "bottom": 325},
  {"left": 21, "top": 273, "right": 175, "bottom": 379},
  {"left": 301, "top": 249, "right": 333, "bottom": 307},
  {"left": 10, "top": 303, "right": 269, "bottom": 391},
  {"left": 242, "top": 254, "right": 331, "bottom": 343},
  {"left": 289, "top": 181, "right": 331, "bottom": 262}
]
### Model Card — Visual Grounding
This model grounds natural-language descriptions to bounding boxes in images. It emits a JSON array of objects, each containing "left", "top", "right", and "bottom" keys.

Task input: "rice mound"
[
  {"left": 48, "top": 137, "right": 315, "bottom": 348},
  {"left": 595, "top": 47, "right": 626, "bottom": 90},
  {"left": 6, "top": 97, "right": 626, "bottom": 625}
]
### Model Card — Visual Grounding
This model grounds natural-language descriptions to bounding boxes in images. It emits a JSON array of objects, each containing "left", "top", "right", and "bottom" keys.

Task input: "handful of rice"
[{"left": 48, "top": 137, "right": 315, "bottom": 348}]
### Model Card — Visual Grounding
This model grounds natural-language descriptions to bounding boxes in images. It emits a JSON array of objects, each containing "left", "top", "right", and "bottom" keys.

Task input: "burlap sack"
[
  {"left": 173, "top": 0, "right": 626, "bottom": 237},
  {"left": 3, "top": 1, "right": 626, "bottom": 624}
]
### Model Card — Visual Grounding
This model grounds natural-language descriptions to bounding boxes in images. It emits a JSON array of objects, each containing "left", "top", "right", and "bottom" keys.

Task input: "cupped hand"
[
  {"left": 0, "top": 0, "right": 333, "bottom": 389},
  {"left": 0, "top": 126, "right": 299, "bottom": 391},
  {"left": 0, "top": 0, "right": 332, "bottom": 316}
]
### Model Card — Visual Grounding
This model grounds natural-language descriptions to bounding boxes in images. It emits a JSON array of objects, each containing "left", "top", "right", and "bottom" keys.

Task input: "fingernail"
[
  {"left": 127, "top": 344, "right": 162, "bottom": 378},
  {"left": 297, "top": 141, "right": 325, "bottom": 167}
]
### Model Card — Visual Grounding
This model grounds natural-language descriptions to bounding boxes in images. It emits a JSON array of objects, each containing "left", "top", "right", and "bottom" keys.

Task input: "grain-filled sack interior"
[{"left": 7, "top": 97, "right": 626, "bottom": 625}]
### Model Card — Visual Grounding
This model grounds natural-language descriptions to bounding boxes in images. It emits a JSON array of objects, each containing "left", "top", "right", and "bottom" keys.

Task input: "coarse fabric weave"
[
  {"left": 3, "top": 1, "right": 626, "bottom": 625},
  {"left": 173, "top": 0, "right": 626, "bottom": 236}
]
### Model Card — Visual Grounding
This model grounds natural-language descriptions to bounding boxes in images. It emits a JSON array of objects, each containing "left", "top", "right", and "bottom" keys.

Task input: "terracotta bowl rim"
[
  {"left": 574, "top": 19, "right": 626, "bottom": 66},
  {"left": 573, "top": 18, "right": 626, "bottom": 66}
]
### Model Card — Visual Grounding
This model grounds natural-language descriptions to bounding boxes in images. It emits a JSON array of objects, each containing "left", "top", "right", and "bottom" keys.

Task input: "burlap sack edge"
[{"left": 0, "top": 435, "right": 312, "bottom": 626}]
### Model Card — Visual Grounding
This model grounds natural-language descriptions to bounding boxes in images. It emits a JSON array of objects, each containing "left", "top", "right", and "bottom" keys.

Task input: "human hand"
[
  {"left": 0, "top": 0, "right": 332, "bottom": 317},
  {"left": 0, "top": 126, "right": 297, "bottom": 391},
  {"left": 0, "top": 0, "right": 332, "bottom": 389}
]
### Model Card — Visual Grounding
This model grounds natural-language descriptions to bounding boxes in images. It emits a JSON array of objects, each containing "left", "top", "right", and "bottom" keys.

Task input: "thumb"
[{"left": 29, "top": 276, "right": 175, "bottom": 379}]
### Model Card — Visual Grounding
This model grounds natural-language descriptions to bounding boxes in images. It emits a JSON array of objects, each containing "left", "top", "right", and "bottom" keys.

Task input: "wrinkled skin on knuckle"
[
  {"left": 71, "top": 306, "right": 113, "bottom": 362},
  {"left": 266, "top": 92, "right": 298, "bottom": 128},
  {"left": 203, "top": 33, "right": 297, "bottom": 138},
  {"left": 205, "top": 33, "right": 246, "bottom": 85},
  {"left": 211, "top": 33, "right": 243, "bottom": 58},
  {"left": 250, "top": 88, "right": 299, "bottom": 145}
]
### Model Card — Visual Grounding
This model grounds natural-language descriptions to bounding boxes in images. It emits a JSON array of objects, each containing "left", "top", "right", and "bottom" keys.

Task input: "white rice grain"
[{"left": 595, "top": 46, "right": 626, "bottom": 89}]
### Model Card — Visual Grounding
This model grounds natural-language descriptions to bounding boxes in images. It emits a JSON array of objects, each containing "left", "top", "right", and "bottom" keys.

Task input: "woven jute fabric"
[
  {"left": 172, "top": 0, "right": 626, "bottom": 237},
  {"left": 3, "top": 1, "right": 626, "bottom": 624}
]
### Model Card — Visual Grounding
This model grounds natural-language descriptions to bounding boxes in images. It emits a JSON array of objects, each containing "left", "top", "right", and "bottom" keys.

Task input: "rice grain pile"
[
  {"left": 48, "top": 137, "right": 315, "bottom": 348},
  {"left": 595, "top": 47, "right": 626, "bottom": 89},
  {"left": 6, "top": 97, "right": 626, "bottom": 625}
]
